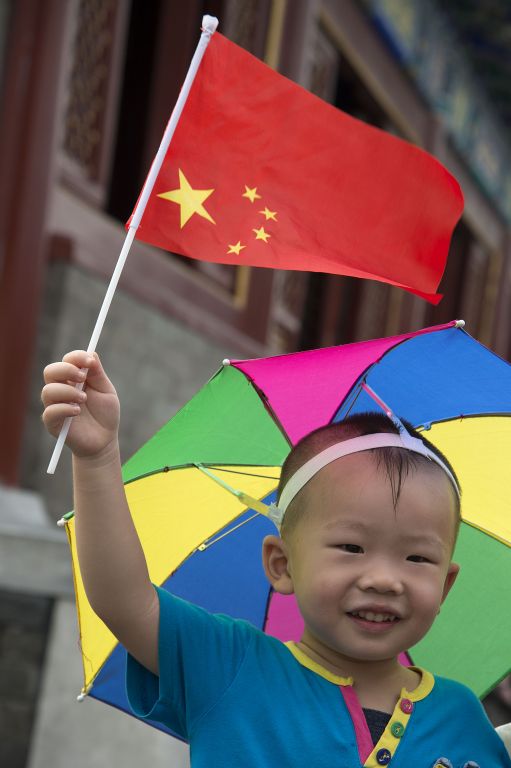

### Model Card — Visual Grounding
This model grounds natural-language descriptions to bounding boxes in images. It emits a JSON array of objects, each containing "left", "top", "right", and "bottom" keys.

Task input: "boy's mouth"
[{"left": 347, "top": 610, "right": 400, "bottom": 624}]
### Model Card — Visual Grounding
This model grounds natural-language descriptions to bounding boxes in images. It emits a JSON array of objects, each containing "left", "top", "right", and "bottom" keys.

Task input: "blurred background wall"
[{"left": 1, "top": 1, "right": 510, "bottom": 766}]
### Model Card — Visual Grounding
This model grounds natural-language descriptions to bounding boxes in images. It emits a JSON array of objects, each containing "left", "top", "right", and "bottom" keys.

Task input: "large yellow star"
[
  {"left": 227, "top": 241, "right": 246, "bottom": 255},
  {"left": 158, "top": 169, "right": 215, "bottom": 228},
  {"left": 253, "top": 226, "right": 271, "bottom": 243},
  {"left": 242, "top": 185, "right": 261, "bottom": 203},
  {"left": 259, "top": 207, "right": 277, "bottom": 221}
]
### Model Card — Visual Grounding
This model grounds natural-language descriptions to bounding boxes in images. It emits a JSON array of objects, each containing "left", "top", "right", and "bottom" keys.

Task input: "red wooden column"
[
  {"left": 493, "top": 230, "right": 511, "bottom": 359},
  {"left": 0, "top": 0, "right": 67, "bottom": 484}
]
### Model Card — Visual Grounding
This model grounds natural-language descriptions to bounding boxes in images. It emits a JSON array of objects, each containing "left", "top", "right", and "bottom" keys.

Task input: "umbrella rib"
[
  {"left": 198, "top": 513, "right": 260, "bottom": 551},
  {"left": 194, "top": 463, "right": 276, "bottom": 518},
  {"left": 231, "top": 367, "right": 293, "bottom": 449},
  {"left": 123, "top": 463, "right": 280, "bottom": 485},
  {"left": 206, "top": 465, "right": 280, "bottom": 481},
  {"left": 337, "top": 381, "right": 365, "bottom": 422},
  {"left": 415, "top": 412, "right": 511, "bottom": 429}
]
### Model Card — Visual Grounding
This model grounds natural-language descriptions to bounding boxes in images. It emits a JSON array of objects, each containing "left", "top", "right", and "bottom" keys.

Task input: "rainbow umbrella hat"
[{"left": 63, "top": 319, "right": 511, "bottom": 735}]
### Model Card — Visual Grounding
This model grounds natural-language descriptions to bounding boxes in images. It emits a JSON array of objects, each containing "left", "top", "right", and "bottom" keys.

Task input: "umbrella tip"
[
  {"left": 56, "top": 517, "right": 65, "bottom": 527},
  {"left": 222, "top": 359, "right": 231, "bottom": 366},
  {"left": 454, "top": 319, "right": 465, "bottom": 328},
  {"left": 77, "top": 691, "right": 87, "bottom": 702}
]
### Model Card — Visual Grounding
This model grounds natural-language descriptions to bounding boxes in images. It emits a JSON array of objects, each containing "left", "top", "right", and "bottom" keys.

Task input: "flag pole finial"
[{"left": 202, "top": 16, "right": 219, "bottom": 35}]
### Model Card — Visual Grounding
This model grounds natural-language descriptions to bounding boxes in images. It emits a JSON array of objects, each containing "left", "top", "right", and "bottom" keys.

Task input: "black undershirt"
[{"left": 363, "top": 708, "right": 392, "bottom": 745}]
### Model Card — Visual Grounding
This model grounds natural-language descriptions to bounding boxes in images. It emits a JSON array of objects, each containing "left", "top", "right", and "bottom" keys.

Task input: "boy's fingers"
[
  {"left": 61, "top": 350, "right": 94, "bottom": 368},
  {"left": 45, "top": 352, "right": 115, "bottom": 394},
  {"left": 42, "top": 403, "right": 82, "bottom": 433},
  {"left": 43, "top": 361, "right": 87, "bottom": 385},
  {"left": 41, "top": 382, "right": 87, "bottom": 407}
]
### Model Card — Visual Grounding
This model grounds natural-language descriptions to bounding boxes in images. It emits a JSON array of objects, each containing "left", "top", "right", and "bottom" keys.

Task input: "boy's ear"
[
  {"left": 441, "top": 561, "right": 460, "bottom": 604},
  {"left": 262, "top": 535, "right": 294, "bottom": 595}
]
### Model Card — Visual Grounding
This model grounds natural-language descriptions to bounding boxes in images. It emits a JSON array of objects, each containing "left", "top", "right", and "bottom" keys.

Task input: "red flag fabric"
[{"left": 131, "top": 33, "right": 464, "bottom": 303}]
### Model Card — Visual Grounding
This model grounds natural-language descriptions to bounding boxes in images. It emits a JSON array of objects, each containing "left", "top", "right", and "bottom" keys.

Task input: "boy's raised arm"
[{"left": 42, "top": 351, "right": 159, "bottom": 675}]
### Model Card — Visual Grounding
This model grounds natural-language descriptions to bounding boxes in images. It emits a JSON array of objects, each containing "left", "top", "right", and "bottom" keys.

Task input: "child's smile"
[{"left": 346, "top": 609, "right": 401, "bottom": 632}]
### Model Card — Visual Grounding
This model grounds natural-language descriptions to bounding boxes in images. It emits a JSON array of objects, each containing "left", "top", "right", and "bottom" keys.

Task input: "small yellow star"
[
  {"left": 158, "top": 169, "right": 215, "bottom": 228},
  {"left": 227, "top": 241, "right": 246, "bottom": 256},
  {"left": 259, "top": 207, "right": 277, "bottom": 221},
  {"left": 242, "top": 186, "right": 262, "bottom": 203},
  {"left": 253, "top": 226, "right": 271, "bottom": 243}
]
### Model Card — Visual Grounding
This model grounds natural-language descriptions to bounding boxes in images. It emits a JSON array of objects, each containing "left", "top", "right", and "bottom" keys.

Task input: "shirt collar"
[{"left": 284, "top": 641, "right": 435, "bottom": 701}]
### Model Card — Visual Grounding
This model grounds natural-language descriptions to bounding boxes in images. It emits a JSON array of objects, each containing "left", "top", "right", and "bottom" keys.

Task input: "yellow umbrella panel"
[{"left": 67, "top": 465, "right": 280, "bottom": 694}]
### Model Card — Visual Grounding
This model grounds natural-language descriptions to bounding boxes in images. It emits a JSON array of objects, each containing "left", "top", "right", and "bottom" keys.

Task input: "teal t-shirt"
[{"left": 126, "top": 586, "right": 510, "bottom": 767}]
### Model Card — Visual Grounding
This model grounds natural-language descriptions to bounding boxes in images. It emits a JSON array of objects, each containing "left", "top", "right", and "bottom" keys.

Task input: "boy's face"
[{"left": 263, "top": 452, "right": 459, "bottom": 666}]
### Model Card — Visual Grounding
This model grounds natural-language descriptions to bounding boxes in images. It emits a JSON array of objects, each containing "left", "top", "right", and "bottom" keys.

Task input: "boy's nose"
[{"left": 357, "top": 562, "right": 404, "bottom": 594}]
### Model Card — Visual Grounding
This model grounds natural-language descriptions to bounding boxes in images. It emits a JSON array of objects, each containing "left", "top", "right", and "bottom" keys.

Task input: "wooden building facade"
[{"left": 1, "top": 0, "right": 511, "bottom": 481}]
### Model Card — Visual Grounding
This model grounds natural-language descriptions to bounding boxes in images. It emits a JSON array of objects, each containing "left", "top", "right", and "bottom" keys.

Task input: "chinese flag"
[{"left": 131, "top": 33, "right": 463, "bottom": 303}]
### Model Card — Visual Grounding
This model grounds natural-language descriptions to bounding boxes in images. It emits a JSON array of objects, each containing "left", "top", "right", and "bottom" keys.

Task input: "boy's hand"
[{"left": 42, "top": 351, "right": 120, "bottom": 459}]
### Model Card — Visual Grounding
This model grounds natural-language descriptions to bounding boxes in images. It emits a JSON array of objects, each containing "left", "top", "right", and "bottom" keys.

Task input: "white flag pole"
[{"left": 47, "top": 15, "right": 219, "bottom": 475}]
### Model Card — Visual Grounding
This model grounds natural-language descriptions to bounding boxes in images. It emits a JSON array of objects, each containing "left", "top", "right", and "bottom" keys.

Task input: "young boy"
[{"left": 42, "top": 350, "right": 511, "bottom": 767}]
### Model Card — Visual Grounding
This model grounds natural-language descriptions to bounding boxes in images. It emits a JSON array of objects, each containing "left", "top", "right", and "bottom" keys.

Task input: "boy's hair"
[{"left": 277, "top": 412, "right": 461, "bottom": 543}]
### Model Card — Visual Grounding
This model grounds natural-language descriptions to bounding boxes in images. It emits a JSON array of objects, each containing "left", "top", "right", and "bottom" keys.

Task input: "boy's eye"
[
  {"left": 339, "top": 544, "right": 364, "bottom": 554},
  {"left": 407, "top": 555, "right": 431, "bottom": 563}
]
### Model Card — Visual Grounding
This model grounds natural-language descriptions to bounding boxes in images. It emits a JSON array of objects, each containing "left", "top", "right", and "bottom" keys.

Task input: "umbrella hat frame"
[{"left": 63, "top": 319, "right": 511, "bottom": 735}]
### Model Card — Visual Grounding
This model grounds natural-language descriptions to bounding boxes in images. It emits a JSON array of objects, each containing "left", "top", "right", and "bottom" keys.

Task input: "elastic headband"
[{"left": 275, "top": 431, "right": 460, "bottom": 521}]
